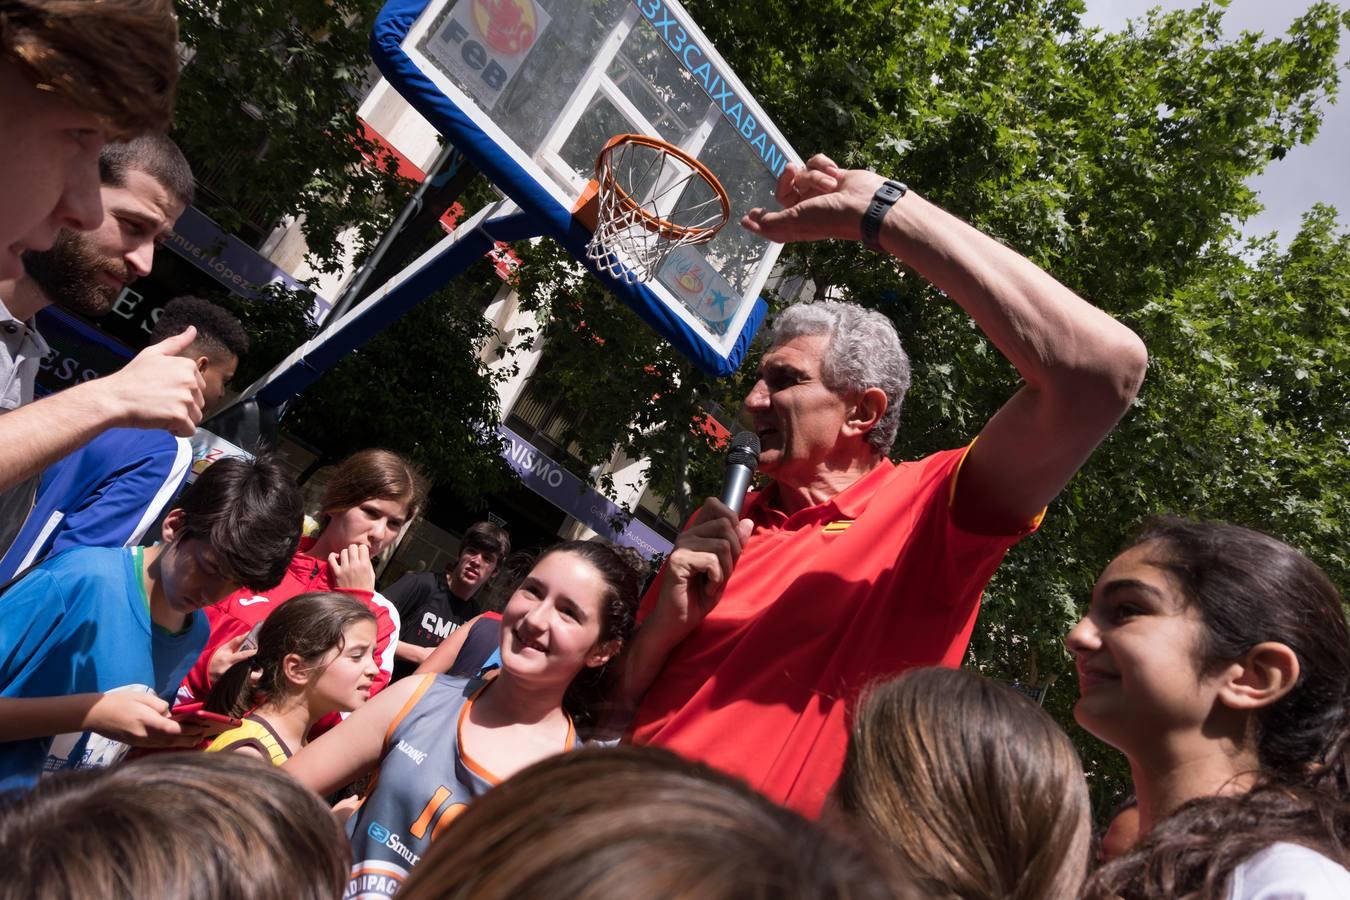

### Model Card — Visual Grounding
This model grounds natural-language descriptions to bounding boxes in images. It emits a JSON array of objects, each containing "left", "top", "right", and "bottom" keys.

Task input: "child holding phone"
[
  {"left": 169, "top": 704, "right": 239, "bottom": 729},
  {"left": 178, "top": 449, "right": 426, "bottom": 727},
  {"left": 204, "top": 592, "right": 379, "bottom": 764},
  {"left": 0, "top": 457, "right": 302, "bottom": 792}
]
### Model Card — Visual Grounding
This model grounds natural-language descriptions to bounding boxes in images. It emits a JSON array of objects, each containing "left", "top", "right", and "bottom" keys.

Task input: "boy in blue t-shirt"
[{"left": 0, "top": 456, "right": 303, "bottom": 793}]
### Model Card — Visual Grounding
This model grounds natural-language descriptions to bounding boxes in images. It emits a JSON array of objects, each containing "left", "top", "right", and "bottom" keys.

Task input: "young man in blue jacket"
[{"left": 0, "top": 297, "right": 248, "bottom": 582}]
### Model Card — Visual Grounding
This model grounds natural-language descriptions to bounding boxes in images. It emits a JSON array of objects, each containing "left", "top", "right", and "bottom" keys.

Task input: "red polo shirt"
[{"left": 627, "top": 447, "right": 1035, "bottom": 817}]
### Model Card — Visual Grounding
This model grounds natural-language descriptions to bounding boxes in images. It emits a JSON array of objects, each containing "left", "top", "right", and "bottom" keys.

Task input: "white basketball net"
[{"left": 585, "top": 137, "right": 728, "bottom": 284}]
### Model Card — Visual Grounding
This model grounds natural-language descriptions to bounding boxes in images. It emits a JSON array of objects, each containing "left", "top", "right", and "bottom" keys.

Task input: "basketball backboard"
[{"left": 373, "top": 0, "right": 802, "bottom": 375}]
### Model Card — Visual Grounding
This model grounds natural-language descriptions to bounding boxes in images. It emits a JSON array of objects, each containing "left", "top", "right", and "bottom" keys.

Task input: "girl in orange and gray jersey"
[{"left": 285, "top": 540, "right": 641, "bottom": 899}]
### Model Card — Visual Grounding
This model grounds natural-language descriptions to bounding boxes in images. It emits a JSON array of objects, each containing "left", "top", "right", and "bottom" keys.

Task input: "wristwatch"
[{"left": 860, "top": 179, "right": 907, "bottom": 252}]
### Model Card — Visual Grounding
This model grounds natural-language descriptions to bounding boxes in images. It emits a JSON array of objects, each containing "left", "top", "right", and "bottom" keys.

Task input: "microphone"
[{"left": 719, "top": 431, "right": 761, "bottom": 515}]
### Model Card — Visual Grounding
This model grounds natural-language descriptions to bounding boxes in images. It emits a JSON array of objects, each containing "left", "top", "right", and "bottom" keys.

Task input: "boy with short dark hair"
[
  {"left": 0, "top": 455, "right": 302, "bottom": 792},
  {"left": 386, "top": 521, "right": 509, "bottom": 681},
  {"left": 0, "top": 297, "right": 251, "bottom": 582}
]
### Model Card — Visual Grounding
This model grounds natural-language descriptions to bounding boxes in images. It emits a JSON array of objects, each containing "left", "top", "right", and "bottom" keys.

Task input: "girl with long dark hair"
[
  {"left": 285, "top": 540, "right": 641, "bottom": 897},
  {"left": 1070, "top": 517, "right": 1349, "bottom": 899}
]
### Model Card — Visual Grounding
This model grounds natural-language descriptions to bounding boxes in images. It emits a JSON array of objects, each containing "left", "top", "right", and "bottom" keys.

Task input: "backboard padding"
[{"left": 374, "top": 0, "right": 801, "bottom": 374}]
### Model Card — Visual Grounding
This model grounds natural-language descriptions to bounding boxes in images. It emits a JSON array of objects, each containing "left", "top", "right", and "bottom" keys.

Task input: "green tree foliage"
[
  {"left": 276, "top": 257, "right": 519, "bottom": 502},
  {"left": 507, "top": 237, "right": 736, "bottom": 530},
  {"left": 175, "top": 2, "right": 516, "bottom": 502},
  {"left": 174, "top": 0, "right": 412, "bottom": 269}
]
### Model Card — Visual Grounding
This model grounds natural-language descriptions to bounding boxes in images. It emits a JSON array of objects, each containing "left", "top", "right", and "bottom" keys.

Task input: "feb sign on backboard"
[{"left": 372, "top": 0, "right": 802, "bottom": 376}]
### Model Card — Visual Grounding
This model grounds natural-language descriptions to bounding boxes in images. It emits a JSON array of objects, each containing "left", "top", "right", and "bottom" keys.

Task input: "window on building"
[
  {"left": 633, "top": 483, "right": 682, "bottom": 541},
  {"left": 505, "top": 359, "right": 588, "bottom": 471}
]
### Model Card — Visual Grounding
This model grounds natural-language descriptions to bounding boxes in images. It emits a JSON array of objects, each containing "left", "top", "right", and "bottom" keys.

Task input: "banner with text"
[{"left": 496, "top": 424, "right": 672, "bottom": 560}]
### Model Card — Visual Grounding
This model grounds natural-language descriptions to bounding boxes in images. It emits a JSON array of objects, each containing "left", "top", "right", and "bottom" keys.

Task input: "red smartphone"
[{"left": 170, "top": 702, "right": 241, "bottom": 729}]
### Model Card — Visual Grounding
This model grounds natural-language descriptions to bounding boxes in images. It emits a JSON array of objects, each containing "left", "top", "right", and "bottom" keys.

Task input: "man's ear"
[
  {"left": 161, "top": 507, "right": 187, "bottom": 544},
  {"left": 195, "top": 355, "right": 211, "bottom": 374},
  {"left": 843, "top": 387, "right": 888, "bottom": 439},
  {"left": 586, "top": 639, "right": 621, "bottom": 669},
  {"left": 1217, "top": 642, "right": 1301, "bottom": 711}
]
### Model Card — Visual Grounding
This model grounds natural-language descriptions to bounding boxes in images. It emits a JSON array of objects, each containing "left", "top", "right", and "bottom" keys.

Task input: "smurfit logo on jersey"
[
  {"left": 367, "top": 820, "right": 422, "bottom": 867},
  {"left": 427, "top": 0, "right": 552, "bottom": 107},
  {"left": 633, "top": 0, "right": 790, "bottom": 179}
]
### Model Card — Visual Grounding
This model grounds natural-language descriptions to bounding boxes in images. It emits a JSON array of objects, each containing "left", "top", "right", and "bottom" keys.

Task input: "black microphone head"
[{"left": 726, "top": 431, "right": 760, "bottom": 469}]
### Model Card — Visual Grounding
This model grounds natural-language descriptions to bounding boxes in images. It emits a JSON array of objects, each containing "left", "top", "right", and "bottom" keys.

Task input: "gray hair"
[{"left": 767, "top": 301, "right": 911, "bottom": 455}]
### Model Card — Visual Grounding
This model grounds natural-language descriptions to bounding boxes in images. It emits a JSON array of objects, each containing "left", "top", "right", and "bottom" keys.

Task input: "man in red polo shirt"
[{"left": 618, "top": 154, "right": 1149, "bottom": 817}]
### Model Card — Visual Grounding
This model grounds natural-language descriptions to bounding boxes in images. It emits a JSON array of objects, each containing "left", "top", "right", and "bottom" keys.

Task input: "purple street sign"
[
  {"left": 496, "top": 424, "right": 672, "bottom": 559},
  {"left": 164, "top": 206, "right": 332, "bottom": 319}
]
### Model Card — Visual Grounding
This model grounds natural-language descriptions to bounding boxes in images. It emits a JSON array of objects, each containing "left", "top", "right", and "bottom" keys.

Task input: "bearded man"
[{"left": 0, "top": 135, "right": 193, "bottom": 554}]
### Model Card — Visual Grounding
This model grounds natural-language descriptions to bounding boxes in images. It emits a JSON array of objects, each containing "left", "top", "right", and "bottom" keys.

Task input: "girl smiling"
[
  {"left": 285, "top": 540, "right": 640, "bottom": 897},
  {"left": 1070, "top": 517, "right": 1349, "bottom": 899}
]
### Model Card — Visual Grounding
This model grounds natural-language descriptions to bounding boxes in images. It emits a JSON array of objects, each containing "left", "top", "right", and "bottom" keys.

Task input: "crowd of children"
[
  {"left": 178, "top": 448, "right": 424, "bottom": 725},
  {"left": 2, "top": 2, "right": 1347, "bottom": 898},
  {"left": 0, "top": 443, "right": 1344, "bottom": 900},
  {"left": 0, "top": 455, "right": 302, "bottom": 791}
]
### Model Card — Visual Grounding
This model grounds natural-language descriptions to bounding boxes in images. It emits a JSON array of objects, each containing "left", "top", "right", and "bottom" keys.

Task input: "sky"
[{"left": 1080, "top": 0, "right": 1349, "bottom": 245}]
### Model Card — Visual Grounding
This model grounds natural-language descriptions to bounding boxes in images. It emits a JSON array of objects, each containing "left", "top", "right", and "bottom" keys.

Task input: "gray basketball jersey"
[{"left": 344, "top": 674, "right": 576, "bottom": 899}]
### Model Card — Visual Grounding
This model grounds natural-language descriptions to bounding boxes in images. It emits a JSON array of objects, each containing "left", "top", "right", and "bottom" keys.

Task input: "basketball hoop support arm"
[{"left": 226, "top": 199, "right": 540, "bottom": 411}]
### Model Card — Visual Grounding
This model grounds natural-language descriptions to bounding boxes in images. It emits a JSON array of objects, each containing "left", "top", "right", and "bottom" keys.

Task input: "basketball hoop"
[{"left": 579, "top": 134, "right": 730, "bottom": 284}]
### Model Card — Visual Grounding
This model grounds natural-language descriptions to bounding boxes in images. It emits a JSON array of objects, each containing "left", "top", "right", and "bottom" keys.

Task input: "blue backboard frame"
[{"left": 371, "top": 0, "right": 800, "bottom": 376}]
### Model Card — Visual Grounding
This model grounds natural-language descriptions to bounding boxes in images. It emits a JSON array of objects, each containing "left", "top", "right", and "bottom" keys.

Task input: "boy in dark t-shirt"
[{"left": 386, "top": 522, "right": 508, "bottom": 681}]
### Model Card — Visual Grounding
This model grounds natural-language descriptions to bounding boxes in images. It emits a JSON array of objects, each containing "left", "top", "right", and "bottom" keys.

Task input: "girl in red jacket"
[{"left": 177, "top": 449, "right": 426, "bottom": 723}]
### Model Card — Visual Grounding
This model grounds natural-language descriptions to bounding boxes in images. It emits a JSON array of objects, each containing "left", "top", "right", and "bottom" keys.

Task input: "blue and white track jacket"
[{"left": 0, "top": 428, "right": 192, "bottom": 582}]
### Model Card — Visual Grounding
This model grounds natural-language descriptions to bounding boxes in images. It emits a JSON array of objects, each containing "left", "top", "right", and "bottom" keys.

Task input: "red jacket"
[{"left": 177, "top": 538, "right": 400, "bottom": 720}]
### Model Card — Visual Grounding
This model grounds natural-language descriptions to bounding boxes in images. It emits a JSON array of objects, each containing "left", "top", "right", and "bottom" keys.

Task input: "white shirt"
[
  {"left": 0, "top": 296, "right": 49, "bottom": 411},
  {"left": 1228, "top": 842, "right": 1350, "bottom": 900},
  {"left": 0, "top": 297, "right": 49, "bottom": 554}
]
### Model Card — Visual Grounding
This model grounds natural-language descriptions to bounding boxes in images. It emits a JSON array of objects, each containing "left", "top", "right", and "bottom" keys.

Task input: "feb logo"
[{"left": 472, "top": 0, "right": 538, "bottom": 55}]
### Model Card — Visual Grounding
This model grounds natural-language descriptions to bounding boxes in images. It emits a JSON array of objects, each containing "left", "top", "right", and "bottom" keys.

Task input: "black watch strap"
[{"left": 860, "top": 179, "right": 907, "bottom": 251}]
